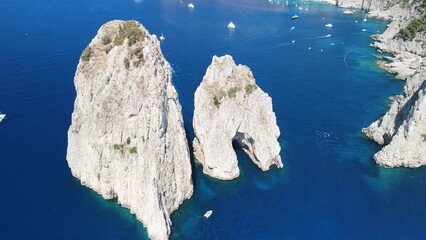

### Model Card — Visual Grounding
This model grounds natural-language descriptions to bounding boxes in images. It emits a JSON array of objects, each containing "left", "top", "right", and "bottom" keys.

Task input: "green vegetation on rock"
[
  {"left": 422, "top": 133, "right": 426, "bottom": 142},
  {"left": 227, "top": 87, "right": 240, "bottom": 98},
  {"left": 80, "top": 46, "right": 93, "bottom": 61},
  {"left": 102, "top": 35, "right": 112, "bottom": 45},
  {"left": 114, "top": 21, "right": 145, "bottom": 47},
  {"left": 126, "top": 137, "right": 131, "bottom": 144},
  {"left": 245, "top": 84, "right": 257, "bottom": 95},
  {"left": 124, "top": 57, "right": 130, "bottom": 69},
  {"left": 397, "top": 14, "right": 426, "bottom": 41},
  {"left": 129, "top": 147, "right": 137, "bottom": 154}
]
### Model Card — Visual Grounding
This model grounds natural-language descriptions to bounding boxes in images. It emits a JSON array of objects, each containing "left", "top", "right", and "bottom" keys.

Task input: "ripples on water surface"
[{"left": 1, "top": 0, "right": 425, "bottom": 239}]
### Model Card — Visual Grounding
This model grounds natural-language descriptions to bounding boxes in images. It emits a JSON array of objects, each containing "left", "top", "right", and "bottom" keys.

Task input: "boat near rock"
[{"left": 343, "top": 10, "right": 353, "bottom": 15}]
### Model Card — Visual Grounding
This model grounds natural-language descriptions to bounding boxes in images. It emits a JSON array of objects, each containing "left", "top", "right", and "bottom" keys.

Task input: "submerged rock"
[
  {"left": 193, "top": 55, "right": 283, "bottom": 180},
  {"left": 67, "top": 20, "right": 192, "bottom": 240}
]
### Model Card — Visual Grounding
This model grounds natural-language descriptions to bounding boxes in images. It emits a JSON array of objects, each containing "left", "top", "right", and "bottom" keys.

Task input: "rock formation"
[
  {"left": 363, "top": 71, "right": 426, "bottom": 167},
  {"left": 193, "top": 55, "right": 283, "bottom": 180},
  {"left": 359, "top": 1, "right": 426, "bottom": 167},
  {"left": 312, "top": 0, "right": 426, "bottom": 167},
  {"left": 67, "top": 20, "right": 192, "bottom": 240}
]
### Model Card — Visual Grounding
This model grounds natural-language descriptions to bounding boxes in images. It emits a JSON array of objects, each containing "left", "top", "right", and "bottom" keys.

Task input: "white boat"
[
  {"left": 204, "top": 210, "right": 213, "bottom": 218},
  {"left": 188, "top": 3, "right": 194, "bottom": 8},
  {"left": 362, "top": 28, "right": 367, "bottom": 32},
  {"left": 291, "top": 15, "right": 299, "bottom": 20},
  {"left": 325, "top": 34, "right": 331, "bottom": 38},
  {"left": 362, "top": 18, "right": 367, "bottom": 22},
  {"left": 325, "top": 23, "right": 333, "bottom": 28},
  {"left": 343, "top": 10, "right": 354, "bottom": 15},
  {"left": 0, "top": 113, "right": 6, "bottom": 122},
  {"left": 159, "top": 33, "right": 165, "bottom": 41},
  {"left": 227, "top": 21, "right": 236, "bottom": 29},
  {"left": 291, "top": 40, "right": 295, "bottom": 44}
]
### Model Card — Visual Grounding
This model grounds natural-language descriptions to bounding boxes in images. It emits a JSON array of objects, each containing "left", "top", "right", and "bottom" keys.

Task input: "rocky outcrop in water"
[
  {"left": 67, "top": 20, "right": 192, "bottom": 240},
  {"left": 363, "top": 72, "right": 426, "bottom": 167},
  {"left": 360, "top": 1, "right": 426, "bottom": 167},
  {"left": 193, "top": 55, "right": 283, "bottom": 180}
]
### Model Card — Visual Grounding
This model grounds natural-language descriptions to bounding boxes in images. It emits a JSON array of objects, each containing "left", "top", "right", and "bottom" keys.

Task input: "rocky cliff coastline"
[
  {"left": 193, "top": 55, "right": 283, "bottom": 180},
  {"left": 67, "top": 20, "right": 193, "bottom": 240},
  {"left": 313, "top": 0, "right": 425, "bottom": 167}
]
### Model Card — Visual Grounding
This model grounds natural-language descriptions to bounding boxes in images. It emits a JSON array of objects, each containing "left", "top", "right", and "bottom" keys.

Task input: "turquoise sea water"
[{"left": 1, "top": 0, "right": 426, "bottom": 239}]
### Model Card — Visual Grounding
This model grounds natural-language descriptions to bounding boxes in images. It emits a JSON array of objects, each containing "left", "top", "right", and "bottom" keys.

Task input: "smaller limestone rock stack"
[
  {"left": 193, "top": 55, "right": 283, "bottom": 180},
  {"left": 67, "top": 20, "right": 193, "bottom": 240}
]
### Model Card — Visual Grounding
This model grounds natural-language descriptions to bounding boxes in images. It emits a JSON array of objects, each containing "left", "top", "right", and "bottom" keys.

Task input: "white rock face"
[
  {"left": 362, "top": 72, "right": 426, "bottom": 167},
  {"left": 193, "top": 55, "right": 283, "bottom": 180},
  {"left": 361, "top": 1, "right": 426, "bottom": 167},
  {"left": 67, "top": 20, "right": 192, "bottom": 240}
]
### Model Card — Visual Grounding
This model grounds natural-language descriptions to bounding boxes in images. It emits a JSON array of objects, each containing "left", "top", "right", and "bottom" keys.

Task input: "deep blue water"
[{"left": 1, "top": 0, "right": 425, "bottom": 239}]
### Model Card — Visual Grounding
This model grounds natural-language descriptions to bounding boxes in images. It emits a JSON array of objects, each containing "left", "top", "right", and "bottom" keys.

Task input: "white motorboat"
[
  {"left": 325, "top": 34, "right": 332, "bottom": 38},
  {"left": 204, "top": 210, "right": 213, "bottom": 218},
  {"left": 160, "top": 33, "right": 165, "bottom": 41},
  {"left": 0, "top": 113, "right": 6, "bottom": 122},
  {"left": 188, "top": 3, "right": 194, "bottom": 8},
  {"left": 291, "top": 15, "right": 299, "bottom": 20},
  {"left": 343, "top": 10, "right": 354, "bottom": 15},
  {"left": 362, "top": 18, "right": 367, "bottom": 22},
  {"left": 227, "top": 21, "right": 236, "bottom": 29},
  {"left": 325, "top": 23, "right": 333, "bottom": 28}
]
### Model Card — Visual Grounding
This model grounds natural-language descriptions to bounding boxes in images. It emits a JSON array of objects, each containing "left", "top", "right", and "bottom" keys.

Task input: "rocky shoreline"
[{"left": 312, "top": 0, "right": 426, "bottom": 167}]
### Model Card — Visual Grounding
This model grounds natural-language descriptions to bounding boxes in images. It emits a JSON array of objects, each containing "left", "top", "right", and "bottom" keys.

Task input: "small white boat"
[
  {"left": 362, "top": 28, "right": 367, "bottom": 32},
  {"left": 204, "top": 210, "right": 213, "bottom": 218},
  {"left": 325, "top": 34, "right": 331, "bottom": 38},
  {"left": 325, "top": 23, "right": 333, "bottom": 28},
  {"left": 291, "top": 15, "right": 299, "bottom": 20},
  {"left": 227, "top": 21, "right": 236, "bottom": 29},
  {"left": 188, "top": 3, "right": 194, "bottom": 8},
  {"left": 159, "top": 33, "right": 165, "bottom": 41},
  {"left": 291, "top": 40, "right": 295, "bottom": 44},
  {"left": 343, "top": 10, "right": 354, "bottom": 15},
  {"left": 308, "top": 46, "right": 312, "bottom": 50},
  {"left": 362, "top": 18, "right": 367, "bottom": 22},
  {"left": 0, "top": 113, "right": 6, "bottom": 122},
  {"left": 298, "top": 6, "right": 303, "bottom": 10}
]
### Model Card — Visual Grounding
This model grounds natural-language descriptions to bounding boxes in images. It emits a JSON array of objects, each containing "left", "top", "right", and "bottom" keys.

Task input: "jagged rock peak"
[
  {"left": 67, "top": 20, "right": 193, "bottom": 240},
  {"left": 193, "top": 55, "right": 283, "bottom": 180}
]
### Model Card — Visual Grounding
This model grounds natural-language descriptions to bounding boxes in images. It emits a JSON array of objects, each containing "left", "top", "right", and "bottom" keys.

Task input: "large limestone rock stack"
[
  {"left": 67, "top": 20, "right": 192, "bottom": 240},
  {"left": 193, "top": 55, "right": 283, "bottom": 180}
]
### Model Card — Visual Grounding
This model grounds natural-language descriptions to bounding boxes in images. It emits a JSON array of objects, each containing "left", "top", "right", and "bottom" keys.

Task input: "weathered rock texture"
[
  {"left": 67, "top": 20, "right": 192, "bottom": 240},
  {"left": 193, "top": 55, "right": 283, "bottom": 180}
]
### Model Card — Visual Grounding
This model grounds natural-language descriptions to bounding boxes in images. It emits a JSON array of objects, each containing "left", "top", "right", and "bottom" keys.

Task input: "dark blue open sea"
[{"left": 1, "top": 0, "right": 426, "bottom": 239}]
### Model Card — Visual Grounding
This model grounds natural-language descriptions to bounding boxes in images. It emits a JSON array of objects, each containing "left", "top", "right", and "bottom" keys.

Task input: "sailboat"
[{"left": 159, "top": 33, "right": 165, "bottom": 41}]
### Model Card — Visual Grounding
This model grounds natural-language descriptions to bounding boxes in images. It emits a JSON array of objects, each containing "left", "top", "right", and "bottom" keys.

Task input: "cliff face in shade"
[
  {"left": 193, "top": 55, "right": 283, "bottom": 180},
  {"left": 66, "top": 20, "right": 192, "bottom": 240}
]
